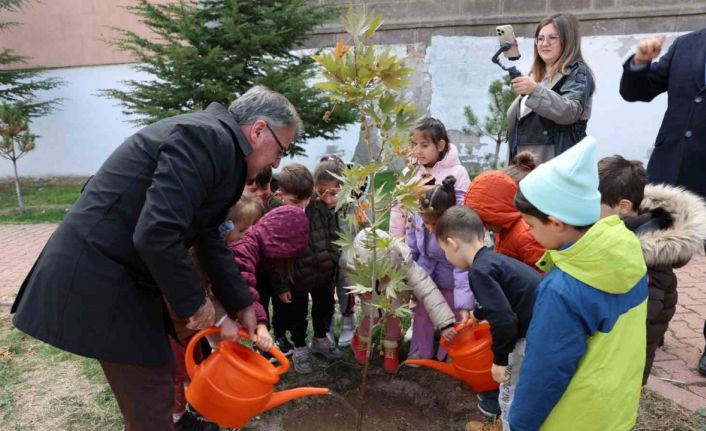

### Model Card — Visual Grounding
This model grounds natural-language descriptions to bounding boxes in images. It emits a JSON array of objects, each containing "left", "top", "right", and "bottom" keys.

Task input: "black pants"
[
  {"left": 282, "top": 287, "right": 335, "bottom": 347},
  {"left": 100, "top": 359, "right": 175, "bottom": 431},
  {"left": 256, "top": 273, "right": 287, "bottom": 338}
]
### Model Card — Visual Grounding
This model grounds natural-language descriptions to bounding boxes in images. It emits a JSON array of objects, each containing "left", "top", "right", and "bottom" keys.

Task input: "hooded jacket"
[
  {"left": 229, "top": 205, "right": 310, "bottom": 322},
  {"left": 344, "top": 229, "right": 456, "bottom": 330},
  {"left": 407, "top": 189, "right": 474, "bottom": 310},
  {"left": 464, "top": 171, "right": 545, "bottom": 268},
  {"left": 509, "top": 215, "right": 648, "bottom": 431},
  {"left": 623, "top": 184, "right": 706, "bottom": 384},
  {"left": 389, "top": 143, "right": 471, "bottom": 238}
]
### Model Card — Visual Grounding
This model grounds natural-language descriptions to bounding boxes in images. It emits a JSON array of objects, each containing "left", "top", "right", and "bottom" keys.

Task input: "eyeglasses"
[
  {"left": 535, "top": 34, "right": 561, "bottom": 45},
  {"left": 265, "top": 122, "right": 287, "bottom": 158}
]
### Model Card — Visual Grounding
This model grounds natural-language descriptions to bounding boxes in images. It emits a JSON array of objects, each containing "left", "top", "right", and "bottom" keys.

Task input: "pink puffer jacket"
[
  {"left": 389, "top": 143, "right": 471, "bottom": 238},
  {"left": 228, "top": 205, "right": 310, "bottom": 323}
]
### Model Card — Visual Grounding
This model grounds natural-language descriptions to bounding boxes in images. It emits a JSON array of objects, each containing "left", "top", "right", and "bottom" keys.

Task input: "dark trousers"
[
  {"left": 282, "top": 287, "right": 335, "bottom": 347},
  {"left": 257, "top": 281, "right": 287, "bottom": 338},
  {"left": 100, "top": 359, "right": 175, "bottom": 431}
]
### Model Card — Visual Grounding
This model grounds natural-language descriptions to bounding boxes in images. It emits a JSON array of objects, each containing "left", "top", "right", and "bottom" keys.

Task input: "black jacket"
[
  {"left": 12, "top": 102, "right": 253, "bottom": 366},
  {"left": 469, "top": 247, "right": 542, "bottom": 366},
  {"left": 271, "top": 199, "right": 339, "bottom": 296},
  {"left": 619, "top": 28, "right": 706, "bottom": 199}
]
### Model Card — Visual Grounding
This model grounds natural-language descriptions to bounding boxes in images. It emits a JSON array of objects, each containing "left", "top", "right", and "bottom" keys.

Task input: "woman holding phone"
[{"left": 506, "top": 13, "right": 595, "bottom": 163}]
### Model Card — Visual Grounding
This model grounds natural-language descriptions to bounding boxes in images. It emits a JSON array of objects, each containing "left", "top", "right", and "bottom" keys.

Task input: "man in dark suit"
[
  {"left": 619, "top": 29, "right": 706, "bottom": 377},
  {"left": 11, "top": 86, "right": 302, "bottom": 430}
]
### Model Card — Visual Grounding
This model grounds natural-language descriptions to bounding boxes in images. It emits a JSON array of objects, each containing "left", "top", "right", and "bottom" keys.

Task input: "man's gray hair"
[{"left": 228, "top": 86, "right": 303, "bottom": 138}]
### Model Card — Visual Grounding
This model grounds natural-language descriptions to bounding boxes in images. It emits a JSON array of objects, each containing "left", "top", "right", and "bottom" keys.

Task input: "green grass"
[{"left": 0, "top": 177, "right": 85, "bottom": 224}]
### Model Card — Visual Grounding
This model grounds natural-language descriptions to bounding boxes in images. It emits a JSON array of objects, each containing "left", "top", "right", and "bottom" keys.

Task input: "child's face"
[
  {"left": 410, "top": 130, "right": 445, "bottom": 167},
  {"left": 521, "top": 213, "right": 578, "bottom": 250},
  {"left": 244, "top": 182, "right": 271, "bottom": 206},
  {"left": 421, "top": 212, "right": 438, "bottom": 234},
  {"left": 275, "top": 190, "right": 310, "bottom": 209},
  {"left": 315, "top": 180, "right": 341, "bottom": 209},
  {"left": 599, "top": 199, "right": 636, "bottom": 219}
]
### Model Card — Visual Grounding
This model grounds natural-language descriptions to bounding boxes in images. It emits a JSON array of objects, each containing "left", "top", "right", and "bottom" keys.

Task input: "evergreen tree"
[
  {"left": 0, "top": 0, "right": 62, "bottom": 117},
  {"left": 102, "top": 0, "right": 355, "bottom": 155},
  {"left": 463, "top": 76, "right": 516, "bottom": 168}
]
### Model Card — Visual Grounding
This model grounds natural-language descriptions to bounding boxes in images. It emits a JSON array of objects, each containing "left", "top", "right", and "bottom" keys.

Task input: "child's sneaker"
[
  {"left": 174, "top": 410, "right": 219, "bottom": 431},
  {"left": 382, "top": 340, "right": 399, "bottom": 373},
  {"left": 326, "top": 314, "right": 336, "bottom": 346},
  {"left": 292, "top": 346, "right": 313, "bottom": 374},
  {"left": 465, "top": 418, "right": 502, "bottom": 431},
  {"left": 404, "top": 349, "right": 421, "bottom": 367},
  {"left": 275, "top": 336, "right": 293, "bottom": 357},
  {"left": 311, "top": 336, "right": 343, "bottom": 360},
  {"left": 351, "top": 332, "right": 370, "bottom": 364},
  {"left": 476, "top": 390, "right": 501, "bottom": 418},
  {"left": 338, "top": 315, "right": 355, "bottom": 347}
]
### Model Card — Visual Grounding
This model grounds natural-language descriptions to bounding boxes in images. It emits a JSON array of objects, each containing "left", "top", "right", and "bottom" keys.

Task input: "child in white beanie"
[{"left": 508, "top": 137, "right": 648, "bottom": 431}]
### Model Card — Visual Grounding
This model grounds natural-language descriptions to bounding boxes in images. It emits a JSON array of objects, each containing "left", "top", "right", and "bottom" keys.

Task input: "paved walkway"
[{"left": 0, "top": 224, "right": 705, "bottom": 412}]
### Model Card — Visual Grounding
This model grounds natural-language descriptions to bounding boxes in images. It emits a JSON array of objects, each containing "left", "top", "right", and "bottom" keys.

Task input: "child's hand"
[
  {"left": 491, "top": 363, "right": 509, "bottom": 383},
  {"left": 278, "top": 291, "right": 292, "bottom": 304},
  {"left": 459, "top": 309, "right": 474, "bottom": 324},
  {"left": 441, "top": 326, "right": 457, "bottom": 343},
  {"left": 254, "top": 325, "right": 273, "bottom": 351}
]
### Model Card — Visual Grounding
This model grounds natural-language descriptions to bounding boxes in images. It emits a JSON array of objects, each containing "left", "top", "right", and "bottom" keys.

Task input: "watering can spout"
[
  {"left": 404, "top": 359, "right": 460, "bottom": 380},
  {"left": 265, "top": 387, "right": 330, "bottom": 411}
]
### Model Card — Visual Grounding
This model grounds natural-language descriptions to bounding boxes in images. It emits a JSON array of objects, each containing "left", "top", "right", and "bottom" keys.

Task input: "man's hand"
[
  {"left": 278, "top": 291, "right": 292, "bottom": 304},
  {"left": 511, "top": 75, "right": 538, "bottom": 96},
  {"left": 634, "top": 35, "right": 666, "bottom": 66},
  {"left": 236, "top": 305, "right": 258, "bottom": 341},
  {"left": 186, "top": 297, "right": 215, "bottom": 330},
  {"left": 219, "top": 316, "right": 241, "bottom": 342},
  {"left": 491, "top": 363, "right": 509, "bottom": 383}
]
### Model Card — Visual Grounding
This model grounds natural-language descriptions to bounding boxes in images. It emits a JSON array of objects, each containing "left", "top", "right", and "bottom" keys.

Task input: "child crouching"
[{"left": 346, "top": 228, "right": 459, "bottom": 372}]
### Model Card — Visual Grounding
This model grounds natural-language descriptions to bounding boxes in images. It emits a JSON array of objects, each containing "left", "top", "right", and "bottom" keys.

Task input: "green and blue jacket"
[{"left": 509, "top": 215, "right": 647, "bottom": 431}]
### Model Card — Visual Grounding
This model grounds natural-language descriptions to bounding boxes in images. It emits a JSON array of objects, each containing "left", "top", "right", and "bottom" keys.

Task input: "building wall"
[
  {"left": 308, "top": 0, "right": 706, "bottom": 47},
  {"left": 0, "top": 32, "right": 673, "bottom": 177}
]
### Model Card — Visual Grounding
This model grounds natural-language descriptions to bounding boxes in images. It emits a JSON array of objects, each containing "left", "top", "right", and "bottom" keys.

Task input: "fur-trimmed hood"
[{"left": 625, "top": 184, "right": 706, "bottom": 268}]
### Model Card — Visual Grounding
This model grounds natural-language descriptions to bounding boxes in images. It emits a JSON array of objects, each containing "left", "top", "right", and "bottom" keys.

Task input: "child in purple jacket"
[{"left": 406, "top": 175, "right": 473, "bottom": 360}]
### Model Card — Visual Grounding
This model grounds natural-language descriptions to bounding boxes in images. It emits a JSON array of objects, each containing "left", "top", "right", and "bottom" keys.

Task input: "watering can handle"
[
  {"left": 185, "top": 326, "right": 221, "bottom": 380},
  {"left": 184, "top": 326, "right": 291, "bottom": 379},
  {"left": 439, "top": 318, "right": 476, "bottom": 349}
]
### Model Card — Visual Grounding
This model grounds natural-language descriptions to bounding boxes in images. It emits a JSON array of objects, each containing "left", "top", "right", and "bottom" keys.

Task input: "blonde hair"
[
  {"left": 530, "top": 13, "right": 591, "bottom": 82},
  {"left": 229, "top": 196, "right": 265, "bottom": 229}
]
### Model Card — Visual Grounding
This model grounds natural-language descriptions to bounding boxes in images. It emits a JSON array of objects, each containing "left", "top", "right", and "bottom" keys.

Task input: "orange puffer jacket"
[{"left": 464, "top": 171, "right": 545, "bottom": 270}]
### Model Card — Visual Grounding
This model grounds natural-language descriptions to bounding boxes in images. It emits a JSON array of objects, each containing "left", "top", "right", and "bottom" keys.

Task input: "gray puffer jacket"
[{"left": 507, "top": 60, "right": 595, "bottom": 160}]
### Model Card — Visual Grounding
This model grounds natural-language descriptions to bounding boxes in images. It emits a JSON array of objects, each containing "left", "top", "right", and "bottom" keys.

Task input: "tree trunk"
[
  {"left": 493, "top": 138, "right": 501, "bottom": 169},
  {"left": 12, "top": 158, "right": 25, "bottom": 215}
]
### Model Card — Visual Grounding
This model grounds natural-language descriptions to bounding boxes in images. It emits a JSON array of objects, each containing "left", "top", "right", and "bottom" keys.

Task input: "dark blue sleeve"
[
  {"left": 508, "top": 278, "right": 590, "bottom": 431},
  {"left": 619, "top": 37, "right": 677, "bottom": 102}
]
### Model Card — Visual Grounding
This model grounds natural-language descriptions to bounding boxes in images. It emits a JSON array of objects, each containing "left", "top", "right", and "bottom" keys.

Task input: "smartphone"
[{"left": 496, "top": 25, "right": 521, "bottom": 60}]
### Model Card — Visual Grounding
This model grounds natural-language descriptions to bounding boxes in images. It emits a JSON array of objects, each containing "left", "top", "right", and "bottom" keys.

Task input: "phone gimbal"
[{"left": 492, "top": 42, "right": 521, "bottom": 79}]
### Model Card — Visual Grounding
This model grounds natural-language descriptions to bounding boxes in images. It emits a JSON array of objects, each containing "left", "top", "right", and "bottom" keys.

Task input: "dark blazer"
[
  {"left": 12, "top": 102, "right": 254, "bottom": 366},
  {"left": 619, "top": 28, "right": 706, "bottom": 199}
]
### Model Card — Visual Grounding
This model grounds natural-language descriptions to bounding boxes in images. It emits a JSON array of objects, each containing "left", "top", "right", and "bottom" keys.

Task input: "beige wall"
[{"left": 1, "top": 0, "right": 168, "bottom": 69}]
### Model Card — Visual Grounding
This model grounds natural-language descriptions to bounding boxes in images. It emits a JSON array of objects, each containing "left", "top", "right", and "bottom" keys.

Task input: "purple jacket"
[
  {"left": 228, "top": 205, "right": 310, "bottom": 323},
  {"left": 406, "top": 189, "right": 474, "bottom": 310}
]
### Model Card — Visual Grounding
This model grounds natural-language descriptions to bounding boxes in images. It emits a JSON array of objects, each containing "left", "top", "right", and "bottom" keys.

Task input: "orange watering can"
[
  {"left": 185, "top": 326, "right": 329, "bottom": 428},
  {"left": 404, "top": 320, "right": 499, "bottom": 393}
]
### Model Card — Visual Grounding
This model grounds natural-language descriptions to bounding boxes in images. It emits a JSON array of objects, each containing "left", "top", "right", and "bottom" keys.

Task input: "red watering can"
[
  {"left": 404, "top": 320, "right": 499, "bottom": 393},
  {"left": 185, "top": 326, "right": 329, "bottom": 428}
]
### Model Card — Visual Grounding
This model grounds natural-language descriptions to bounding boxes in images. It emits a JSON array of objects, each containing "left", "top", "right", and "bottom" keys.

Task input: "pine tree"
[
  {"left": 1, "top": 0, "right": 62, "bottom": 215},
  {"left": 463, "top": 76, "right": 516, "bottom": 169},
  {"left": 101, "top": 0, "right": 355, "bottom": 155}
]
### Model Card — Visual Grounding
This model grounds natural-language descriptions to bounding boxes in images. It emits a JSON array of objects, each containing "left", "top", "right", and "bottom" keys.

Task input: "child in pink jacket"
[{"left": 389, "top": 117, "right": 471, "bottom": 238}]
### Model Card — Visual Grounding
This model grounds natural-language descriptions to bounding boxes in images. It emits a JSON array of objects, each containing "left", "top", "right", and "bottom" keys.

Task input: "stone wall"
[{"left": 305, "top": 0, "right": 706, "bottom": 47}]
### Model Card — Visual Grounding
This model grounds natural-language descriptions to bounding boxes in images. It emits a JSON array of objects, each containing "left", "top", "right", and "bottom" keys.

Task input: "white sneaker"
[
  {"left": 311, "top": 336, "right": 343, "bottom": 360},
  {"left": 338, "top": 315, "right": 355, "bottom": 347},
  {"left": 326, "top": 314, "right": 336, "bottom": 346}
]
